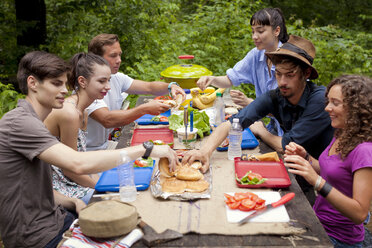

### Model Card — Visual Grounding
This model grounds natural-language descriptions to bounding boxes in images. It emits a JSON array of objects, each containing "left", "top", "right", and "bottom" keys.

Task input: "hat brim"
[{"left": 266, "top": 48, "right": 318, "bottom": 80}]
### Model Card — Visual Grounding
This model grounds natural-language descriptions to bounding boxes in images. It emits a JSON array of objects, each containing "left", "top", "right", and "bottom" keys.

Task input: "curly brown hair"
[{"left": 326, "top": 75, "right": 372, "bottom": 158}]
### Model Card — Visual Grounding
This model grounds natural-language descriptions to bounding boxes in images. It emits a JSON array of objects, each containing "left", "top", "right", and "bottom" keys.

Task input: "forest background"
[{"left": 0, "top": 0, "right": 371, "bottom": 117}]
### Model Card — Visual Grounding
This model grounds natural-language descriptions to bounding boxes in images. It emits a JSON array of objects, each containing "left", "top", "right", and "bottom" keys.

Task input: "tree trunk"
[{"left": 15, "top": 0, "right": 46, "bottom": 47}]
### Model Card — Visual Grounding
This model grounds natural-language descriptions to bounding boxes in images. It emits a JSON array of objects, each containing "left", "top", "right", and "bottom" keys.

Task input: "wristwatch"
[
  {"left": 168, "top": 82, "right": 179, "bottom": 94},
  {"left": 142, "top": 141, "right": 154, "bottom": 159}
]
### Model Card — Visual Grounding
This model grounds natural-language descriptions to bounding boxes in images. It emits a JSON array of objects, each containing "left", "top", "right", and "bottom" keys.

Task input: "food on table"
[
  {"left": 185, "top": 179, "right": 210, "bottom": 193},
  {"left": 189, "top": 86, "right": 216, "bottom": 94},
  {"left": 161, "top": 99, "right": 177, "bottom": 108},
  {"left": 225, "top": 107, "right": 239, "bottom": 115},
  {"left": 224, "top": 192, "right": 266, "bottom": 211},
  {"left": 174, "top": 94, "right": 183, "bottom": 110},
  {"left": 240, "top": 154, "right": 259, "bottom": 161},
  {"left": 160, "top": 176, "right": 187, "bottom": 194},
  {"left": 159, "top": 157, "right": 176, "bottom": 177},
  {"left": 159, "top": 158, "right": 203, "bottom": 180},
  {"left": 236, "top": 171, "right": 267, "bottom": 185},
  {"left": 190, "top": 87, "right": 225, "bottom": 110},
  {"left": 240, "top": 152, "right": 280, "bottom": 162},
  {"left": 168, "top": 108, "right": 210, "bottom": 138},
  {"left": 175, "top": 149, "right": 188, "bottom": 158},
  {"left": 175, "top": 164, "right": 203, "bottom": 181},
  {"left": 133, "top": 157, "right": 153, "bottom": 167},
  {"left": 189, "top": 161, "right": 202, "bottom": 170},
  {"left": 149, "top": 139, "right": 173, "bottom": 147},
  {"left": 158, "top": 158, "right": 209, "bottom": 194},
  {"left": 218, "top": 137, "right": 229, "bottom": 148},
  {"left": 256, "top": 152, "right": 280, "bottom": 162},
  {"left": 176, "top": 127, "right": 198, "bottom": 148},
  {"left": 154, "top": 95, "right": 172, "bottom": 101},
  {"left": 150, "top": 115, "right": 168, "bottom": 122}
]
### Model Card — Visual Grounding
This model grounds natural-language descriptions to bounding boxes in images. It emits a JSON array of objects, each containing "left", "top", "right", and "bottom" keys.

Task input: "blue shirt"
[
  {"left": 232, "top": 81, "right": 334, "bottom": 159},
  {"left": 226, "top": 42, "right": 283, "bottom": 136},
  {"left": 226, "top": 42, "right": 282, "bottom": 96}
]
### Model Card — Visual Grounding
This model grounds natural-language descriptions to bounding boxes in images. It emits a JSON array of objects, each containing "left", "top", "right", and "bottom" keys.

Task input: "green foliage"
[
  {"left": 287, "top": 20, "right": 372, "bottom": 86},
  {"left": 44, "top": 0, "right": 114, "bottom": 59},
  {"left": 0, "top": 81, "right": 25, "bottom": 118},
  {"left": 264, "top": 0, "right": 372, "bottom": 32},
  {"left": 0, "top": 0, "right": 18, "bottom": 76},
  {"left": 0, "top": 0, "right": 371, "bottom": 114}
]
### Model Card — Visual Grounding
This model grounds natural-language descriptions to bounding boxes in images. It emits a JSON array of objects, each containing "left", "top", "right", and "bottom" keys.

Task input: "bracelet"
[
  {"left": 314, "top": 175, "right": 322, "bottom": 191},
  {"left": 318, "top": 181, "right": 333, "bottom": 198},
  {"left": 168, "top": 82, "right": 179, "bottom": 94}
]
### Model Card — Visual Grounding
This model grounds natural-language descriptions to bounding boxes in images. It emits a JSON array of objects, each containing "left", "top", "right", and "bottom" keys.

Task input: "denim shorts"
[{"left": 329, "top": 236, "right": 362, "bottom": 248}]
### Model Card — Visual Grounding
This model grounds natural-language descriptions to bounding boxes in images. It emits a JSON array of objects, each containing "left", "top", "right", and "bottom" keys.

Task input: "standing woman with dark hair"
[
  {"left": 284, "top": 75, "right": 372, "bottom": 247},
  {"left": 197, "top": 8, "right": 289, "bottom": 135},
  {"left": 45, "top": 52, "right": 111, "bottom": 203}
]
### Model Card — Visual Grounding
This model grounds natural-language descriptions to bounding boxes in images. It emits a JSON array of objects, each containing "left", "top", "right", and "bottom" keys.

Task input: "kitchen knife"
[{"left": 238, "top": 192, "right": 295, "bottom": 225}]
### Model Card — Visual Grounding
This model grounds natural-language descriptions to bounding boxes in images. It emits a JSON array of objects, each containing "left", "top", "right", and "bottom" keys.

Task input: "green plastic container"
[{"left": 160, "top": 55, "right": 213, "bottom": 89}]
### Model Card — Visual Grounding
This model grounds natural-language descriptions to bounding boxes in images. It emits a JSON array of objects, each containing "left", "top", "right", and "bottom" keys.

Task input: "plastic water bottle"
[
  {"left": 213, "top": 92, "right": 225, "bottom": 126},
  {"left": 118, "top": 151, "right": 137, "bottom": 202},
  {"left": 223, "top": 87, "right": 232, "bottom": 103},
  {"left": 228, "top": 118, "right": 243, "bottom": 160}
]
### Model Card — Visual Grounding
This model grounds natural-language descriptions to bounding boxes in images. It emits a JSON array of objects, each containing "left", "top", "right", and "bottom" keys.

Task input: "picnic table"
[{"left": 95, "top": 95, "right": 333, "bottom": 247}]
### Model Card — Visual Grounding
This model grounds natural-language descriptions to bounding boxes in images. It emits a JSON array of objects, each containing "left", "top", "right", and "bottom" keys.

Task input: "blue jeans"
[
  {"left": 329, "top": 236, "right": 363, "bottom": 248},
  {"left": 44, "top": 210, "right": 77, "bottom": 248}
]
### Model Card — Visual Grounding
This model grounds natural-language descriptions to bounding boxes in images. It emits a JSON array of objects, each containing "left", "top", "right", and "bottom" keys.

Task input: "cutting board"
[
  {"left": 130, "top": 128, "right": 174, "bottom": 146},
  {"left": 234, "top": 159, "right": 291, "bottom": 188},
  {"left": 225, "top": 191, "right": 290, "bottom": 223},
  {"left": 95, "top": 165, "right": 154, "bottom": 192}
]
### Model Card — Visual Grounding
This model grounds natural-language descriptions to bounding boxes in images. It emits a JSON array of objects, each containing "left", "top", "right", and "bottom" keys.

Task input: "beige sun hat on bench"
[{"left": 79, "top": 200, "right": 141, "bottom": 238}]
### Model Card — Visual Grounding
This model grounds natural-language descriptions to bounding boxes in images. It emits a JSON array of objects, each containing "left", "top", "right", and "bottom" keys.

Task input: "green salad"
[
  {"left": 168, "top": 107, "right": 210, "bottom": 138},
  {"left": 133, "top": 157, "right": 154, "bottom": 167},
  {"left": 236, "top": 171, "right": 267, "bottom": 185}
]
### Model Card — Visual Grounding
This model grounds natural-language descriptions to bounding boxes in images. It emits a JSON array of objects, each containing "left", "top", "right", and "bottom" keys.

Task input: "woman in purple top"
[{"left": 284, "top": 75, "right": 372, "bottom": 247}]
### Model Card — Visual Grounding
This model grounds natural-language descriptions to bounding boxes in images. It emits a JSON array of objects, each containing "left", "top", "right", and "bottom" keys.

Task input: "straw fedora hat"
[{"left": 265, "top": 35, "right": 318, "bottom": 79}]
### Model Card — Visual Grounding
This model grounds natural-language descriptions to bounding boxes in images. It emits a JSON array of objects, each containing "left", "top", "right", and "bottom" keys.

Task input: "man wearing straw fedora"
[{"left": 183, "top": 35, "right": 334, "bottom": 204}]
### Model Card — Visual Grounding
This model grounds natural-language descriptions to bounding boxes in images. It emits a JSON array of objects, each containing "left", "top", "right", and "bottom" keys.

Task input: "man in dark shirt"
[{"left": 183, "top": 35, "right": 334, "bottom": 204}]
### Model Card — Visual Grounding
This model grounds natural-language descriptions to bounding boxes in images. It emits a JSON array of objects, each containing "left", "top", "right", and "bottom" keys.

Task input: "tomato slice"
[
  {"left": 154, "top": 95, "right": 172, "bottom": 101},
  {"left": 249, "top": 194, "right": 258, "bottom": 202},
  {"left": 241, "top": 199, "right": 256, "bottom": 211},
  {"left": 247, "top": 172, "right": 263, "bottom": 181},
  {"left": 134, "top": 160, "right": 146, "bottom": 167},
  {"left": 159, "top": 116, "right": 168, "bottom": 122},
  {"left": 234, "top": 193, "right": 248, "bottom": 201},
  {"left": 227, "top": 201, "right": 241, "bottom": 210},
  {"left": 224, "top": 193, "right": 236, "bottom": 203},
  {"left": 256, "top": 198, "right": 266, "bottom": 205},
  {"left": 254, "top": 203, "right": 266, "bottom": 210},
  {"left": 239, "top": 204, "right": 254, "bottom": 212}
]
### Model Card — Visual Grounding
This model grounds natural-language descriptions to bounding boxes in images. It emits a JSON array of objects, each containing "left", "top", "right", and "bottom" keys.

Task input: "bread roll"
[
  {"left": 160, "top": 177, "right": 186, "bottom": 194},
  {"left": 175, "top": 165, "right": 203, "bottom": 181},
  {"left": 185, "top": 179, "right": 209, "bottom": 193},
  {"left": 159, "top": 158, "right": 175, "bottom": 177},
  {"left": 256, "top": 152, "right": 280, "bottom": 162}
]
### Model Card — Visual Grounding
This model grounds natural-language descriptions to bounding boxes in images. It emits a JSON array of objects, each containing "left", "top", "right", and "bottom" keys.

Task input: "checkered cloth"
[{"left": 58, "top": 220, "right": 143, "bottom": 248}]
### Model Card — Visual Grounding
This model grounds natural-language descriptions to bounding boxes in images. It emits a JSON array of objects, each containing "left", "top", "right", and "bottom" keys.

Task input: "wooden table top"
[{"left": 104, "top": 95, "right": 332, "bottom": 247}]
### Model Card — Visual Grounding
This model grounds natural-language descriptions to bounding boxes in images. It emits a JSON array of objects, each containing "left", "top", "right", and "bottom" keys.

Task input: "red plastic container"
[
  {"left": 234, "top": 157, "right": 291, "bottom": 188},
  {"left": 130, "top": 128, "right": 174, "bottom": 147}
]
